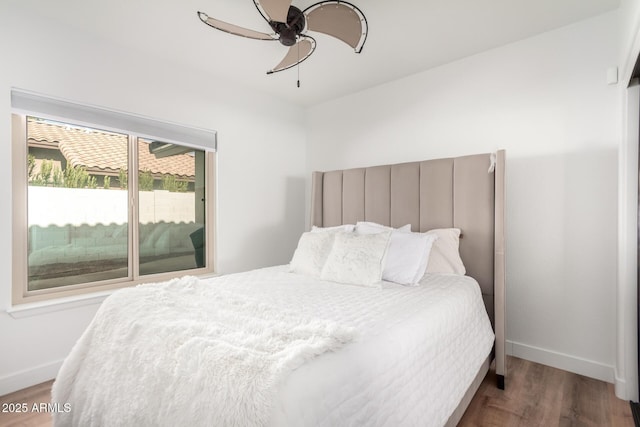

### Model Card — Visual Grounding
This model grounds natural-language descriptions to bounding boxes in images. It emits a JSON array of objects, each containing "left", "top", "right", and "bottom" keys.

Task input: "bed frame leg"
[{"left": 497, "top": 374, "right": 505, "bottom": 390}]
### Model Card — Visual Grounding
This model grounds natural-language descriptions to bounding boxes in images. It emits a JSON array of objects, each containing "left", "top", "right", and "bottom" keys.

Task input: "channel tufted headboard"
[{"left": 309, "top": 150, "right": 506, "bottom": 388}]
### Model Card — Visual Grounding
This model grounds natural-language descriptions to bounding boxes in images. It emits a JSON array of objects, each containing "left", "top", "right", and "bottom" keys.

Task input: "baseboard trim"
[
  {"left": 616, "top": 373, "right": 629, "bottom": 400},
  {"left": 507, "top": 340, "right": 615, "bottom": 383},
  {"left": 0, "top": 360, "right": 62, "bottom": 396}
]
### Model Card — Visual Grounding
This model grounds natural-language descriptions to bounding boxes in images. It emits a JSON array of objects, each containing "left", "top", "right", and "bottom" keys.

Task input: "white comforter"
[{"left": 52, "top": 266, "right": 494, "bottom": 427}]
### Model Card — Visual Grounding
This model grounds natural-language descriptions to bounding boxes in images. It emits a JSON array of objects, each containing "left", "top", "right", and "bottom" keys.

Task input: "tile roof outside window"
[{"left": 27, "top": 118, "right": 195, "bottom": 178}]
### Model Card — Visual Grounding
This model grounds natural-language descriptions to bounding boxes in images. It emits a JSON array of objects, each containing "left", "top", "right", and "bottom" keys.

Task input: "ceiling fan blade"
[
  {"left": 303, "top": 1, "right": 368, "bottom": 53},
  {"left": 198, "top": 11, "right": 276, "bottom": 41},
  {"left": 254, "top": 0, "right": 293, "bottom": 23},
  {"left": 267, "top": 37, "right": 316, "bottom": 74}
]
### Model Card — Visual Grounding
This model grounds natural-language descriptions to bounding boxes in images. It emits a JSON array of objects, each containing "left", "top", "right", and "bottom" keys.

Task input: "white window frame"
[{"left": 11, "top": 92, "right": 217, "bottom": 305}]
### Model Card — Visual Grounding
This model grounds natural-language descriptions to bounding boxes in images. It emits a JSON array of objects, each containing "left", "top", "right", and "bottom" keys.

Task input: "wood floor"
[
  {"left": 0, "top": 357, "right": 634, "bottom": 427},
  {"left": 459, "top": 357, "right": 634, "bottom": 426},
  {"left": 0, "top": 379, "right": 53, "bottom": 427}
]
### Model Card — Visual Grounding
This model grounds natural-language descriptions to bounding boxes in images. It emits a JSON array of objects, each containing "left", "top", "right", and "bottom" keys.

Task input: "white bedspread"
[{"left": 52, "top": 266, "right": 494, "bottom": 427}]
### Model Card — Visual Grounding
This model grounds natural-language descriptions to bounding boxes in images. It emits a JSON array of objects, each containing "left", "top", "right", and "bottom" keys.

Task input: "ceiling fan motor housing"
[{"left": 270, "top": 6, "right": 306, "bottom": 46}]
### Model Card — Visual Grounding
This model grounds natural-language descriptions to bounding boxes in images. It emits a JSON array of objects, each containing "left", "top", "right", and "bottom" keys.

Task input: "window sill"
[
  {"left": 6, "top": 290, "right": 114, "bottom": 319},
  {"left": 6, "top": 272, "right": 221, "bottom": 319}
]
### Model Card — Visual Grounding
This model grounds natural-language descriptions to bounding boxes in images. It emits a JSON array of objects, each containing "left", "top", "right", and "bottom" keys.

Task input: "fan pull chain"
[{"left": 297, "top": 40, "right": 300, "bottom": 88}]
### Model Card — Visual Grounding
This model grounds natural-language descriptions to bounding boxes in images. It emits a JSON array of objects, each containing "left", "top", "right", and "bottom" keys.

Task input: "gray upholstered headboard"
[{"left": 310, "top": 150, "right": 506, "bottom": 388}]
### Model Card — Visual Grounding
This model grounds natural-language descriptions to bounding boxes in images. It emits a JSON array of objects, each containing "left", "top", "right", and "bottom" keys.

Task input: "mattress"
[{"left": 53, "top": 266, "right": 494, "bottom": 427}]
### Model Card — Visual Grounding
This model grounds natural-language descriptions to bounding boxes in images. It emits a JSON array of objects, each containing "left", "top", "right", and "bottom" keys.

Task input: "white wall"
[
  {"left": 306, "top": 12, "right": 620, "bottom": 383},
  {"left": 0, "top": 4, "right": 307, "bottom": 394}
]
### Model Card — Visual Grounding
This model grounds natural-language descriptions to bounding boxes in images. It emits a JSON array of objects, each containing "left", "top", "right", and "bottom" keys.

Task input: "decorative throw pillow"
[
  {"left": 424, "top": 228, "right": 466, "bottom": 275},
  {"left": 289, "top": 231, "right": 336, "bottom": 277},
  {"left": 383, "top": 231, "right": 438, "bottom": 285},
  {"left": 320, "top": 231, "right": 391, "bottom": 286}
]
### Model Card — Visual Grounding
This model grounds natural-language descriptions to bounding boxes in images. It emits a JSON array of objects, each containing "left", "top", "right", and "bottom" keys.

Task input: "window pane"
[
  {"left": 27, "top": 117, "right": 129, "bottom": 290},
  {"left": 138, "top": 139, "right": 206, "bottom": 276}
]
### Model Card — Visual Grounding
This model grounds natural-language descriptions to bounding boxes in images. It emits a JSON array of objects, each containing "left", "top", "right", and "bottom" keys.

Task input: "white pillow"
[
  {"left": 383, "top": 231, "right": 438, "bottom": 285},
  {"left": 356, "top": 222, "right": 437, "bottom": 285},
  {"left": 311, "top": 224, "right": 355, "bottom": 233},
  {"left": 424, "top": 228, "right": 465, "bottom": 275},
  {"left": 355, "top": 221, "right": 411, "bottom": 234},
  {"left": 320, "top": 231, "right": 391, "bottom": 286},
  {"left": 289, "top": 232, "right": 336, "bottom": 277}
]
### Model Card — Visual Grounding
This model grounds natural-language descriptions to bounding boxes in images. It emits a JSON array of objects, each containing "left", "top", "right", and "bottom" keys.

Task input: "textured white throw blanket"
[{"left": 52, "top": 276, "right": 355, "bottom": 427}]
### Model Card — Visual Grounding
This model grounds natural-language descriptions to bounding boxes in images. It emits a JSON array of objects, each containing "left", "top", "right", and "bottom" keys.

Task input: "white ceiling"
[{"left": 13, "top": 0, "right": 620, "bottom": 106}]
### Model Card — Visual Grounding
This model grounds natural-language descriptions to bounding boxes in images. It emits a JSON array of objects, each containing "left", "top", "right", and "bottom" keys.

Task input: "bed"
[{"left": 51, "top": 150, "right": 506, "bottom": 427}]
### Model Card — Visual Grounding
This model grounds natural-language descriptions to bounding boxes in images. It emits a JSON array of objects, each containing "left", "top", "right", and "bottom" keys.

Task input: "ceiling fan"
[{"left": 197, "top": 1, "right": 368, "bottom": 75}]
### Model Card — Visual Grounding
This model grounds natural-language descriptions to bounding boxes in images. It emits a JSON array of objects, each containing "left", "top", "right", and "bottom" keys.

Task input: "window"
[{"left": 11, "top": 91, "right": 216, "bottom": 304}]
